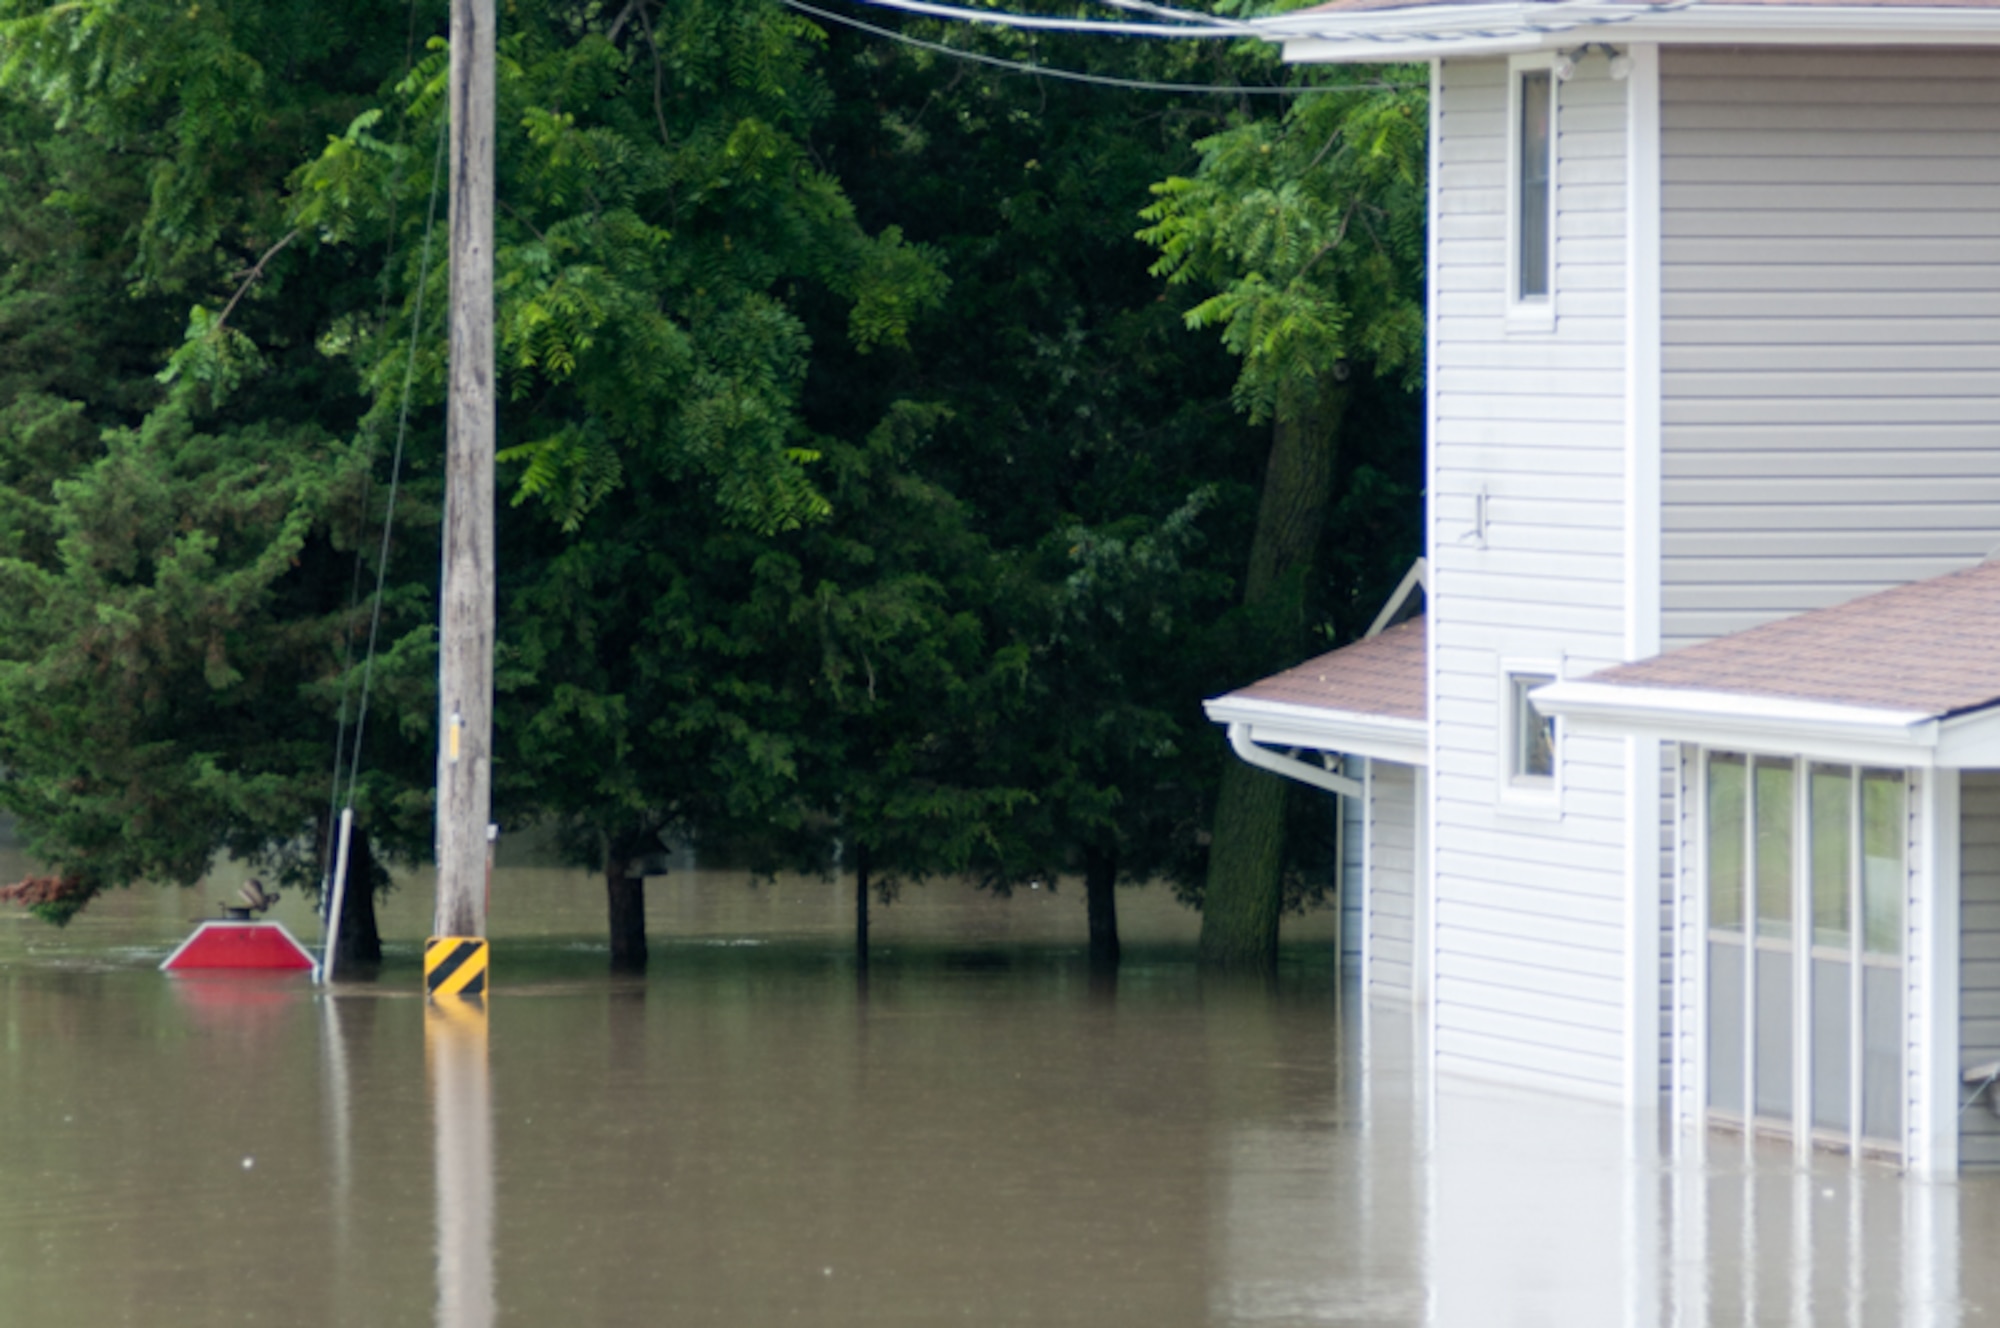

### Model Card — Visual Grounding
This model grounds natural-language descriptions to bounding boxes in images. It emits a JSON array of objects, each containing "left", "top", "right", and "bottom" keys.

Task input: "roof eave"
[
  {"left": 1532, "top": 679, "right": 1947, "bottom": 766},
  {"left": 1264, "top": 3, "right": 2000, "bottom": 63},
  {"left": 1204, "top": 695, "right": 1430, "bottom": 766}
]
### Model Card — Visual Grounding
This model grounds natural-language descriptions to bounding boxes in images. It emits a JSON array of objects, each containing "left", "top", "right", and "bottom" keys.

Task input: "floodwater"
[{"left": 0, "top": 856, "right": 1992, "bottom": 1326}]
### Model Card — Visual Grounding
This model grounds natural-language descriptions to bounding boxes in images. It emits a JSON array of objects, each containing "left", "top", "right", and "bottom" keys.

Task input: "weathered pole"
[{"left": 435, "top": 0, "right": 495, "bottom": 942}]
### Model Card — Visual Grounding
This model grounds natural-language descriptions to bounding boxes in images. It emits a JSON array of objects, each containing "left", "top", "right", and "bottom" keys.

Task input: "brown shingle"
[
  {"left": 1587, "top": 561, "right": 2000, "bottom": 719},
  {"left": 1220, "top": 616, "right": 1428, "bottom": 721}
]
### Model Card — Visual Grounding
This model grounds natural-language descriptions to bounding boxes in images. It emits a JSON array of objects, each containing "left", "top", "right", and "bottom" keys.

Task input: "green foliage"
[
  {"left": 0, "top": 394, "right": 373, "bottom": 899},
  {"left": 294, "top": 2, "right": 945, "bottom": 538},
  {"left": 0, "top": 0, "right": 1427, "bottom": 944},
  {"left": 1139, "top": 68, "right": 1427, "bottom": 420}
]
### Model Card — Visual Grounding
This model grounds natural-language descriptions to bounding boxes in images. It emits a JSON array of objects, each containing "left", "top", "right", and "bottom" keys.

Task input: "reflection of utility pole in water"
[{"left": 429, "top": 998, "right": 495, "bottom": 1328}]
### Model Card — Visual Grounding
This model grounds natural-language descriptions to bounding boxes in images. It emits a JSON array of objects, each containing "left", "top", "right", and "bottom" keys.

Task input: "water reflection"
[
  {"left": 428, "top": 997, "right": 494, "bottom": 1328},
  {"left": 0, "top": 875, "right": 1994, "bottom": 1325}
]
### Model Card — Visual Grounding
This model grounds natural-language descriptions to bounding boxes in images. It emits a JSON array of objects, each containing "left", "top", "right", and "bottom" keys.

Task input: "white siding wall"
[
  {"left": 1430, "top": 58, "right": 1632, "bottom": 1098},
  {"left": 1672, "top": 747, "right": 1700, "bottom": 1127},
  {"left": 1905, "top": 768, "right": 1929, "bottom": 1166},
  {"left": 1342, "top": 778, "right": 1365, "bottom": 976},
  {"left": 1367, "top": 760, "right": 1418, "bottom": 999},
  {"left": 1659, "top": 47, "right": 2000, "bottom": 648},
  {"left": 1959, "top": 774, "right": 2000, "bottom": 1166}
]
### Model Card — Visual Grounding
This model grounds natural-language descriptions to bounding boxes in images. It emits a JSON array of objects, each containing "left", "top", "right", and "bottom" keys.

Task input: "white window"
[
  {"left": 1511, "top": 674, "right": 1556, "bottom": 781},
  {"left": 1703, "top": 752, "right": 1906, "bottom": 1155},
  {"left": 1498, "top": 665, "right": 1560, "bottom": 814},
  {"left": 1507, "top": 54, "right": 1558, "bottom": 330}
]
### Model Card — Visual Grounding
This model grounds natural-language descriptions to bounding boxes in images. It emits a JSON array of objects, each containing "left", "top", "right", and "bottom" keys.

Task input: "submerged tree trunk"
[
  {"left": 1083, "top": 843, "right": 1120, "bottom": 973},
  {"left": 1197, "top": 764, "right": 1290, "bottom": 972},
  {"left": 854, "top": 842, "right": 871, "bottom": 975},
  {"left": 606, "top": 846, "right": 647, "bottom": 972},
  {"left": 334, "top": 824, "right": 383, "bottom": 970},
  {"left": 1199, "top": 377, "right": 1350, "bottom": 973}
]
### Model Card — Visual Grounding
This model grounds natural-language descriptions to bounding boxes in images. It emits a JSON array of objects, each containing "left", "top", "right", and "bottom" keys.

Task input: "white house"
[{"left": 1209, "top": 0, "right": 2000, "bottom": 1173}]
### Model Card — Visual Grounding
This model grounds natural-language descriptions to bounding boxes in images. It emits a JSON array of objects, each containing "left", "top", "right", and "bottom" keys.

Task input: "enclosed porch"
[{"left": 1539, "top": 560, "right": 2000, "bottom": 1173}]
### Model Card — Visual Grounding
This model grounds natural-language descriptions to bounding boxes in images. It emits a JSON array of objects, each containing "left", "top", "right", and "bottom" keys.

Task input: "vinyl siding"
[
  {"left": 1429, "top": 56, "right": 1631, "bottom": 1099},
  {"left": 1674, "top": 748, "right": 1701, "bottom": 1127},
  {"left": 1342, "top": 778, "right": 1364, "bottom": 976},
  {"left": 1963, "top": 774, "right": 2000, "bottom": 1167},
  {"left": 1904, "top": 769, "right": 1925, "bottom": 1165},
  {"left": 1368, "top": 761, "right": 1418, "bottom": 999},
  {"left": 1659, "top": 47, "right": 2000, "bottom": 648}
]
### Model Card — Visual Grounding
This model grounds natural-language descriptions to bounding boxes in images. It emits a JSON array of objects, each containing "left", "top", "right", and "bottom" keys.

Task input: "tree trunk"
[
  {"left": 1198, "top": 763, "right": 1290, "bottom": 972},
  {"left": 854, "top": 843, "right": 871, "bottom": 975},
  {"left": 335, "top": 825, "right": 383, "bottom": 970},
  {"left": 1083, "top": 843, "right": 1120, "bottom": 973},
  {"left": 606, "top": 855, "right": 647, "bottom": 972},
  {"left": 1199, "top": 376, "right": 1350, "bottom": 973}
]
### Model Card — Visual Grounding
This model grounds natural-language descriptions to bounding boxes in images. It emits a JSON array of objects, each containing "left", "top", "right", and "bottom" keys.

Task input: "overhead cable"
[
  {"left": 790, "top": 0, "right": 1362, "bottom": 91},
  {"left": 1089, "top": 0, "right": 1258, "bottom": 29},
  {"left": 828, "top": 0, "right": 1250, "bottom": 38}
]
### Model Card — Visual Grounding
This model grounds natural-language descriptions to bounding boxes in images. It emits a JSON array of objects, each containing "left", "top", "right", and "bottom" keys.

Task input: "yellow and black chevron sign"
[{"left": 425, "top": 936, "right": 489, "bottom": 997}]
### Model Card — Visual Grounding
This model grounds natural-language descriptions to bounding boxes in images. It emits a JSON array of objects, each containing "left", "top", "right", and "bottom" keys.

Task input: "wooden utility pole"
[{"left": 435, "top": 0, "right": 495, "bottom": 942}]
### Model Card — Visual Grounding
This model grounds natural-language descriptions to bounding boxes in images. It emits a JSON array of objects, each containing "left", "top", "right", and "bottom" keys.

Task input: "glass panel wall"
[
  {"left": 1709, "top": 756, "right": 1745, "bottom": 934},
  {"left": 1702, "top": 754, "right": 1906, "bottom": 1154},
  {"left": 1809, "top": 765, "right": 1853, "bottom": 1135},
  {"left": 1706, "top": 754, "right": 1747, "bottom": 1116}
]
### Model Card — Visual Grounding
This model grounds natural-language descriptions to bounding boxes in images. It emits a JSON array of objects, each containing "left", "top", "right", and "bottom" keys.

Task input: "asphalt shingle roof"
[
  {"left": 1584, "top": 560, "right": 2000, "bottom": 720},
  {"left": 1221, "top": 616, "right": 1428, "bottom": 722}
]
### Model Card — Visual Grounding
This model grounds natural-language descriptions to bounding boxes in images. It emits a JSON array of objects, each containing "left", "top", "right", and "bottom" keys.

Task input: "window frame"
[
  {"left": 1505, "top": 52, "right": 1559, "bottom": 332},
  {"left": 1496, "top": 661, "right": 1562, "bottom": 817},
  {"left": 1697, "top": 748, "right": 1908, "bottom": 1158}
]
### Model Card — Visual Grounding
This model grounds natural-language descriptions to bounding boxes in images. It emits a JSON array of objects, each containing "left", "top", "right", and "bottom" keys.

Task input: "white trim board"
[
  {"left": 1269, "top": 4, "right": 2000, "bottom": 63},
  {"left": 1534, "top": 678, "right": 2000, "bottom": 769},
  {"left": 1203, "top": 696, "right": 1430, "bottom": 767}
]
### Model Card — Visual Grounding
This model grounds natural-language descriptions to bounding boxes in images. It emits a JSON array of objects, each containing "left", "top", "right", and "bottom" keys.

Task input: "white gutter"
[
  {"left": 1532, "top": 678, "right": 1941, "bottom": 765},
  {"left": 1264, "top": 2, "right": 2000, "bottom": 61},
  {"left": 1204, "top": 695, "right": 1430, "bottom": 766},
  {"left": 1224, "top": 721, "right": 1366, "bottom": 799}
]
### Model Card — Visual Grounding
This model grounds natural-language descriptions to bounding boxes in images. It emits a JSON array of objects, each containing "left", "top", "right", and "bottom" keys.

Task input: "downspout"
[{"left": 1226, "top": 723, "right": 1363, "bottom": 800}]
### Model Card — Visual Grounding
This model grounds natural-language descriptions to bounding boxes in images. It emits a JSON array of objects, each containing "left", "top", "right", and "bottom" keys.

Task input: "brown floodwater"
[{"left": 0, "top": 855, "right": 1994, "bottom": 1326}]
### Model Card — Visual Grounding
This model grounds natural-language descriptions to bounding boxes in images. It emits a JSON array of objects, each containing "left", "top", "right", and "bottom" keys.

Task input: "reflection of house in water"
[
  {"left": 1216, "top": 2, "right": 2000, "bottom": 1173},
  {"left": 1211, "top": 1000, "right": 1965, "bottom": 1323}
]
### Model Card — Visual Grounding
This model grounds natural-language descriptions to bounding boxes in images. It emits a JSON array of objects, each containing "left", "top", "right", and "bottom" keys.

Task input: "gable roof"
[
  {"left": 1534, "top": 561, "right": 2000, "bottom": 767},
  {"left": 1204, "top": 616, "right": 1429, "bottom": 766}
]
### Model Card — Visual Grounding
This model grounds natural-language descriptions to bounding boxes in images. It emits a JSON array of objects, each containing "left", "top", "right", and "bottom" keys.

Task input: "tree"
[
  {"left": 288, "top": 0, "right": 958, "bottom": 966},
  {"left": 802, "top": 11, "right": 1307, "bottom": 970},
  {"left": 0, "top": 0, "right": 437, "bottom": 948},
  {"left": 1139, "top": 67, "right": 1426, "bottom": 972}
]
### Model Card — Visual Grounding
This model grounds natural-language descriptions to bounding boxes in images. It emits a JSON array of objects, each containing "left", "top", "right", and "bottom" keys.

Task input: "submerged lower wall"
[
  {"left": 1962, "top": 773, "right": 2000, "bottom": 1166},
  {"left": 1368, "top": 761, "right": 1419, "bottom": 999}
]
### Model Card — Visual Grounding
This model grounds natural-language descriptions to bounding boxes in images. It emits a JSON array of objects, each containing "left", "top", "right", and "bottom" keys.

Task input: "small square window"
[{"left": 1511, "top": 674, "right": 1557, "bottom": 783}]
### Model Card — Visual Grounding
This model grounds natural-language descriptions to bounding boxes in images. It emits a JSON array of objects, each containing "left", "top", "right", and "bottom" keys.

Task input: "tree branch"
[{"left": 214, "top": 227, "right": 303, "bottom": 333}]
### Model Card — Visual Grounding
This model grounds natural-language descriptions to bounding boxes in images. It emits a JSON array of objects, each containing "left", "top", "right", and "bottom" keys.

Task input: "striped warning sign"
[{"left": 425, "top": 936, "right": 489, "bottom": 997}]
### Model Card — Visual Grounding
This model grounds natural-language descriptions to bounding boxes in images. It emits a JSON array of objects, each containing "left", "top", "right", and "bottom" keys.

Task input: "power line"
[
  {"left": 1089, "top": 0, "right": 1258, "bottom": 28},
  {"left": 790, "top": 0, "right": 1417, "bottom": 93},
  {"left": 826, "top": 0, "right": 1249, "bottom": 38}
]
